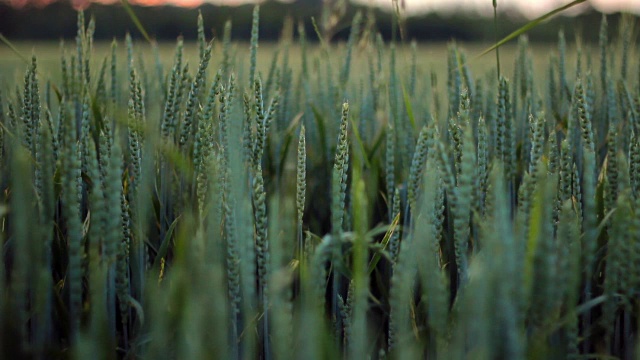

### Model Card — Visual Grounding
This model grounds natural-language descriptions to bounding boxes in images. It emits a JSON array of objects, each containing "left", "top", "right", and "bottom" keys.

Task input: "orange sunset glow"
[
  {"left": 5, "top": 0, "right": 640, "bottom": 16},
  {"left": 7, "top": 0, "right": 254, "bottom": 8}
]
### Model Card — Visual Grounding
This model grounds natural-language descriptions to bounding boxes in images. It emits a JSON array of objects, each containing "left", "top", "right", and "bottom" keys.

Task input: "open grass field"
[
  {"left": 0, "top": 40, "right": 582, "bottom": 98},
  {"left": 0, "top": 7, "right": 639, "bottom": 359}
]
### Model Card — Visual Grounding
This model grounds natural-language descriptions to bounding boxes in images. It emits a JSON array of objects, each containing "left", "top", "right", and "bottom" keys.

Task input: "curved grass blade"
[
  {"left": 152, "top": 216, "right": 180, "bottom": 271},
  {"left": 310, "top": 17, "right": 328, "bottom": 49},
  {"left": 401, "top": 82, "right": 417, "bottom": 132},
  {"left": 368, "top": 130, "right": 386, "bottom": 161},
  {"left": 120, "top": 0, "right": 152, "bottom": 43},
  {"left": 476, "top": 0, "right": 586, "bottom": 59},
  {"left": 367, "top": 212, "right": 400, "bottom": 274},
  {"left": 277, "top": 112, "right": 303, "bottom": 181},
  {"left": 350, "top": 117, "right": 372, "bottom": 169},
  {"left": 310, "top": 104, "right": 328, "bottom": 164},
  {"left": 0, "top": 33, "right": 29, "bottom": 64}
]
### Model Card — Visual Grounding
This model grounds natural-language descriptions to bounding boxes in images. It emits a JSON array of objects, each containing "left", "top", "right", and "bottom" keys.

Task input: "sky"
[
  {"left": 360, "top": 0, "right": 640, "bottom": 17},
  {"left": 8, "top": 0, "right": 640, "bottom": 17}
]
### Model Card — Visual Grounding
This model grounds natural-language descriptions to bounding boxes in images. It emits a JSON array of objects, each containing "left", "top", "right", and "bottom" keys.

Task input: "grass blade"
[
  {"left": 0, "top": 33, "right": 29, "bottom": 64},
  {"left": 120, "top": 0, "right": 152, "bottom": 43},
  {"left": 476, "top": 0, "right": 586, "bottom": 58},
  {"left": 367, "top": 212, "right": 400, "bottom": 274}
]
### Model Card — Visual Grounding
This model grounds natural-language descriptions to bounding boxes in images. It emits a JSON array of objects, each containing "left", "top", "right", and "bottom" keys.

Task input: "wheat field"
[{"left": 0, "top": 8, "right": 639, "bottom": 359}]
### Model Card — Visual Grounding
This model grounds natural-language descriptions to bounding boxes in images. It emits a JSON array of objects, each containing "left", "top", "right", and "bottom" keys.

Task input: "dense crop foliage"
[{"left": 0, "top": 8, "right": 639, "bottom": 359}]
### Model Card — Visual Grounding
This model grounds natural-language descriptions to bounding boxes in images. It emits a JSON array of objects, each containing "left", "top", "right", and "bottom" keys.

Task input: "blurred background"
[{"left": 0, "top": 0, "right": 638, "bottom": 42}]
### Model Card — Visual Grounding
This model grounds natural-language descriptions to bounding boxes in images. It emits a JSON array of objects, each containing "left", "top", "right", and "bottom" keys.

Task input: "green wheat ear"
[
  {"left": 252, "top": 161, "right": 270, "bottom": 356},
  {"left": 407, "top": 125, "right": 431, "bottom": 213},
  {"left": 1, "top": 7, "right": 640, "bottom": 359},
  {"left": 61, "top": 111, "right": 83, "bottom": 340},
  {"left": 630, "top": 129, "right": 640, "bottom": 197},
  {"left": 249, "top": 5, "right": 260, "bottom": 88},
  {"left": 385, "top": 124, "right": 396, "bottom": 221},
  {"left": 178, "top": 41, "right": 212, "bottom": 149},
  {"left": 197, "top": 10, "right": 206, "bottom": 62},
  {"left": 452, "top": 122, "right": 475, "bottom": 283},
  {"left": 477, "top": 116, "right": 489, "bottom": 215},
  {"left": 332, "top": 102, "right": 350, "bottom": 237},
  {"left": 296, "top": 124, "right": 307, "bottom": 265},
  {"left": 221, "top": 20, "right": 232, "bottom": 78},
  {"left": 388, "top": 187, "right": 402, "bottom": 264}
]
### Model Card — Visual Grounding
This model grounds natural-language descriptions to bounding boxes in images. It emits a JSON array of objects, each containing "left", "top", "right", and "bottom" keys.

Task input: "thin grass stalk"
[
  {"left": 268, "top": 196, "right": 294, "bottom": 360},
  {"left": 339, "top": 11, "right": 362, "bottom": 92},
  {"left": 103, "top": 133, "right": 122, "bottom": 340},
  {"left": 348, "top": 162, "right": 369, "bottom": 360},
  {"left": 9, "top": 144, "right": 34, "bottom": 351}
]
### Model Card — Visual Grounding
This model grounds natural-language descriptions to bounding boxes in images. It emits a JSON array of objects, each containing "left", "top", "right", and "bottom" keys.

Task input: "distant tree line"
[{"left": 0, "top": 0, "right": 624, "bottom": 43}]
